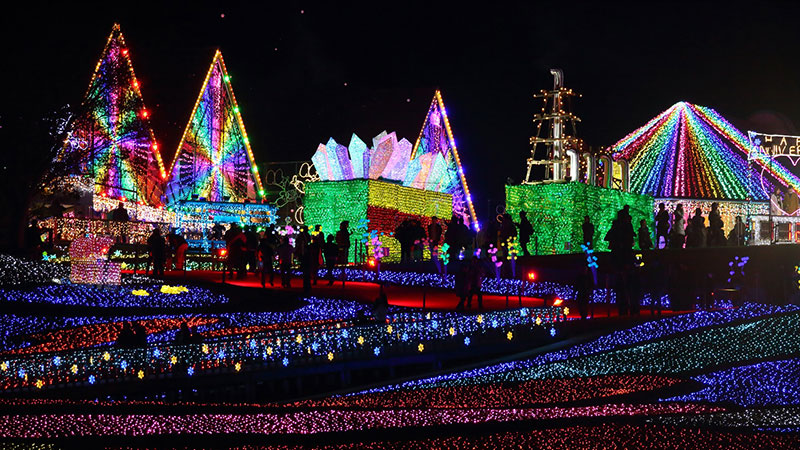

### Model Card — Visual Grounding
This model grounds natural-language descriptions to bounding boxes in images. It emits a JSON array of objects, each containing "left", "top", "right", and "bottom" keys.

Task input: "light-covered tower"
[{"left": 525, "top": 69, "right": 582, "bottom": 184}]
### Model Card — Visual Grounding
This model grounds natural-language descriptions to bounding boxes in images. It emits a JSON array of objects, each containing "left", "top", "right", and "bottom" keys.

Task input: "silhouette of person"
[{"left": 517, "top": 211, "right": 533, "bottom": 256}]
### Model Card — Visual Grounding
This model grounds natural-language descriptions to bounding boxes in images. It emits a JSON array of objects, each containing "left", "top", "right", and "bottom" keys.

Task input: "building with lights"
[{"left": 610, "top": 102, "right": 779, "bottom": 242}]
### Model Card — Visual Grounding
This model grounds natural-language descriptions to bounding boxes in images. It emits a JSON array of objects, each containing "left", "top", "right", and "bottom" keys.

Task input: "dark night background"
[{"left": 2, "top": 0, "right": 800, "bottom": 246}]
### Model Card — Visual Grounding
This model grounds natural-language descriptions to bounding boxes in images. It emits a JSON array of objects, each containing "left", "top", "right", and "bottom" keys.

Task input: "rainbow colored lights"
[
  {"left": 410, "top": 91, "right": 477, "bottom": 228},
  {"left": 611, "top": 101, "right": 784, "bottom": 200},
  {"left": 166, "top": 50, "right": 264, "bottom": 204},
  {"left": 57, "top": 24, "right": 166, "bottom": 205}
]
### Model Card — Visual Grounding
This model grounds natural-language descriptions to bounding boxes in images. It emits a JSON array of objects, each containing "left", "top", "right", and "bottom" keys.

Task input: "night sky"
[{"left": 3, "top": 1, "right": 800, "bottom": 221}]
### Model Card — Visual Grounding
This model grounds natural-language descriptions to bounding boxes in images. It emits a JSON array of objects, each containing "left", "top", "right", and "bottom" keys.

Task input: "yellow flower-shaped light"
[
  {"left": 266, "top": 346, "right": 273, "bottom": 356},
  {"left": 160, "top": 285, "right": 189, "bottom": 294},
  {"left": 563, "top": 307, "right": 570, "bottom": 316},
  {"left": 170, "top": 355, "right": 178, "bottom": 365},
  {"left": 506, "top": 331, "right": 513, "bottom": 340},
  {"left": 295, "top": 334, "right": 303, "bottom": 344},
  {"left": 0, "top": 362, "right": 7, "bottom": 371},
  {"left": 535, "top": 316, "right": 542, "bottom": 326},
  {"left": 137, "top": 370, "right": 145, "bottom": 379},
  {"left": 327, "top": 352, "right": 334, "bottom": 361},
  {"left": 417, "top": 343, "right": 424, "bottom": 352},
  {"left": 35, "top": 379, "right": 44, "bottom": 389},
  {"left": 71, "top": 364, "right": 78, "bottom": 374},
  {"left": 202, "top": 344, "right": 209, "bottom": 354},
  {"left": 357, "top": 336, "right": 365, "bottom": 345},
  {"left": 103, "top": 352, "right": 111, "bottom": 362},
  {"left": 477, "top": 315, "right": 484, "bottom": 324},
  {"left": 448, "top": 327, "right": 455, "bottom": 336},
  {"left": 235, "top": 362, "right": 241, "bottom": 372},
  {"left": 387, "top": 325, "right": 393, "bottom": 334}
]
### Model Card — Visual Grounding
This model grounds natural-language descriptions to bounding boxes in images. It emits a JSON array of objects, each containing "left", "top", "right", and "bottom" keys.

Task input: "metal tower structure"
[{"left": 524, "top": 69, "right": 582, "bottom": 184}]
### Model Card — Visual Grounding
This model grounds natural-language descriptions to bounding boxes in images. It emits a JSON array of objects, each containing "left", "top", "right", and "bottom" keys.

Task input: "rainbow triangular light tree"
[
  {"left": 56, "top": 23, "right": 166, "bottom": 205},
  {"left": 409, "top": 90, "right": 478, "bottom": 229},
  {"left": 165, "top": 50, "right": 264, "bottom": 204}
]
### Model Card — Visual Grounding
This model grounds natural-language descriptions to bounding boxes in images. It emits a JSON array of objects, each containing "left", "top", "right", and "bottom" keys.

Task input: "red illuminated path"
[
  {"left": 156, "top": 269, "right": 674, "bottom": 319},
  {"left": 162, "top": 269, "right": 545, "bottom": 311}
]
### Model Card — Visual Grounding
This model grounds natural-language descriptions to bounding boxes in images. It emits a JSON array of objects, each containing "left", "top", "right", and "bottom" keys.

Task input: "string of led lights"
[
  {"left": 360, "top": 303, "right": 800, "bottom": 394},
  {"left": 665, "top": 358, "right": 800, "bottom": 407},
  {"left": 408, "top": 311, "right": 800, "bottom": 389},
  {"left": 294, "top": 374, "right": 681, "bottom": 409},
  {"left": 0, "top": 299, "right": 565, "bottom": 392},
  {"left": 0, "top": 403, "right": 719, "bottom": 438},
  {"left": 0, "top": 283, "right": 228, "bottom": 309}
]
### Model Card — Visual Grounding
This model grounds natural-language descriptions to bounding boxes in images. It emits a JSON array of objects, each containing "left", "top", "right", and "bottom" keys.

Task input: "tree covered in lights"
[
  {"left": 165, "top": 50, "right": 265, "bottom": 204},
  {"left": 53, "top": 24, "right": 166, "bottom": 206}
]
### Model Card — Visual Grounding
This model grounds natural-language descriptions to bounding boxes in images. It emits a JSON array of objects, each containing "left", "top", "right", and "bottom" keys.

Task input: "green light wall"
[
  {"left": 304, "top": 180, "right": 452, "bottom": 262},
  {"left": 505, "top": 182, "right": 654, "bottom": 255}
]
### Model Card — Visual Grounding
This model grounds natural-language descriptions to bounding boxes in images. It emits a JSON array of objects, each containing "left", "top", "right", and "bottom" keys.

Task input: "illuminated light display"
[
  {"left": 611, "top": 102, "right": 772, "bottom": 200},
  {"left": 0, "top": 283, "right": 228, "bottom": 309},
  {"left": 0, "top": 289, "right": 798, "bottom": 444},
  {"left": 2, "top": 316, "right": 217, "bottom": 356},
  {"left": 311, "top": 267, "right": 617, "bottom": 304},
  {"left": 365, "top": 303, "right": 800, "bottom": 393},
  {"left": 0, "top": 255, "right": 68, "bottom": 286},
  {"left": 38, "top": 216, "right": 171, "bottom": 245},
  {"left": 310, "top": 92, "right": 478, "bottom": 231},
  {"left": 68, "top": 236, "right": 120, "bottom": 284},
  {"left": 505, "top": 182, "right": 654, "bottom": 255},
  {"left": 0, "top": 403, "right": 720, "bottom": 438},
  {"left": 53, "top": 24, "right": 166, "bottom": 205},
  {"left": 666, "top": 358, "right": 800, "bottom": 407},
  {"left": 168, "top": 200, "right": 277, "bottom": 251},
  {"left": 656, "top": 406, "right": 800, "bottom": 430},
  {"left": 297, "top": 374, "right": 681, "bottom": 409},
  {"left": 747, "top": 132, "right": 800, "bottom": 212},
  {"left": 0, "top": 418, "right": 797, "bottom": 448},
  {"left": 408, "top": 90, "right": 478, "bottom": 229},
  {"left": 0, "top": 280, "right": 564, "bottom": 392},
  {"left": 165, "top": 50, "right": 264, "bottom": 204},
  {"left": 303, "top": 180, "right": 452, "bottom": 262},
  {"left": 420, "top": 311, "right": 800, "bottom": 388},
  {"left": 313, "top": 132, "right": 413, "bottom": 184},
  {"left": 92, "top": 195, "right": 176, "bottom": 223}
]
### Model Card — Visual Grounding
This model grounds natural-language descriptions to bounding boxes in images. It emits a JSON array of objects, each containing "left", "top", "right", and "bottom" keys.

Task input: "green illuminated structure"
[
  {"left": 304, "top": 180, "right": 452, "bottom": 262},
  {"left": 505, "top": 182, "right": 654, "bottom": 255}
]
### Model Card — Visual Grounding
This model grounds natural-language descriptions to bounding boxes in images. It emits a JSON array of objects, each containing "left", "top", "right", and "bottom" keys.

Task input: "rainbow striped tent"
[{"left": 611, "top": 101, "right": 800, "bottom": 201}]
